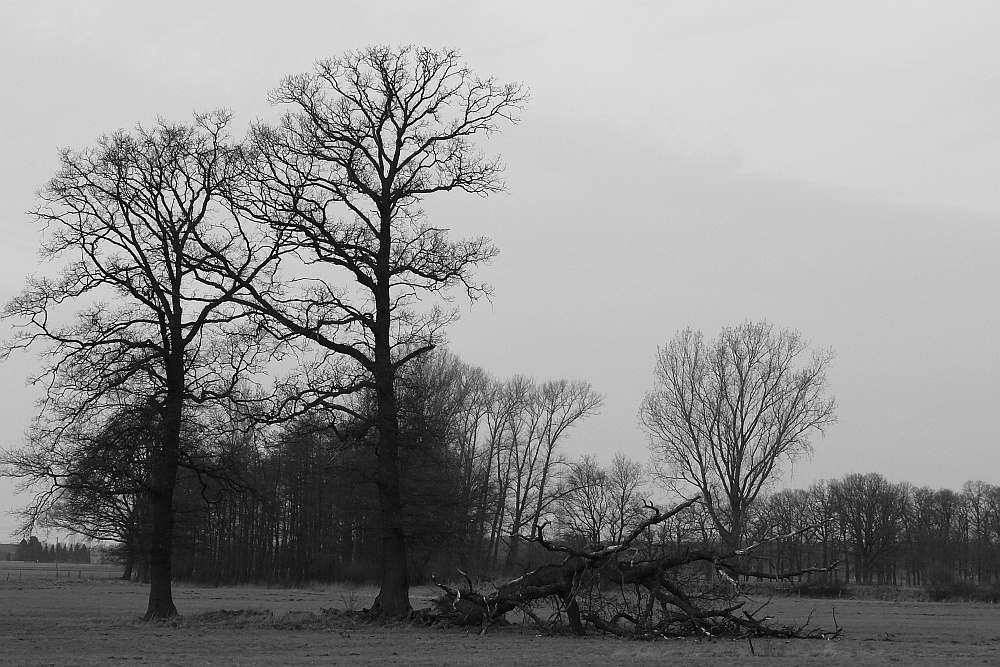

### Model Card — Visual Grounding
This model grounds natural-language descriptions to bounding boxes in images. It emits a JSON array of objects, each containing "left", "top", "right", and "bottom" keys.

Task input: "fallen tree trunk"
[{"left": 432, "top": 498, "right": 841, "bottom": 639}]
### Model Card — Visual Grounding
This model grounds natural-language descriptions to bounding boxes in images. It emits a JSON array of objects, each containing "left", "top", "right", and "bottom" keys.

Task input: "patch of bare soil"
[{"left": 0, "top": 580, "right": 997, "bottom": 666}]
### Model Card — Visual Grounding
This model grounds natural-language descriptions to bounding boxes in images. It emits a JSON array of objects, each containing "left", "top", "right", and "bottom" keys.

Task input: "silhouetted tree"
[
  {"left": 498, "top": 378, "right": 604, "bottom": 570},
  {"left": 831, "top": 473, "right": 907, "bottom": 583},
  {"left": 228, "top": 46, "right": 526, "bottom": 617},
  {"left": 1, "top": 112, "right": 279, "bottom": 618},
  {"left": 641, "top": 321, "right": 836, "bottom": 553},
  {"left": 9, "top": 405, "right": 157, "bottom": 576}
]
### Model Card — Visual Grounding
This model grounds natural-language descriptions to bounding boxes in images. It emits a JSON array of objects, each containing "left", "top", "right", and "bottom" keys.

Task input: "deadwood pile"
[{"left": 425, "top": 498, "right": 842, "bottom": 640}]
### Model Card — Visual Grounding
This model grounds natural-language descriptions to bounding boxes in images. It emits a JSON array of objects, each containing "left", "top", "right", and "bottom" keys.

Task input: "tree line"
[
  {"left": 48, "top": 344, "right": 996, "bottom": 595},
  {"left": 748, "top": 474, "right": 1000, "bottom": 593},
  {"left": 107, "top": 363, "right": 1000, "bottom": 596},
  {"left": 8, "top": 536, "right": 92, "bottom": 563},
  {"left": 74, "top": 349, "right": 606, "bottom": 586}
]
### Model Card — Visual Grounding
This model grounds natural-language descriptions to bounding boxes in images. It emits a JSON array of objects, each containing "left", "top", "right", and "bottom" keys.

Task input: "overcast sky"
[{"left": 1, "top": 1, "right": 997, "bottom": 540}]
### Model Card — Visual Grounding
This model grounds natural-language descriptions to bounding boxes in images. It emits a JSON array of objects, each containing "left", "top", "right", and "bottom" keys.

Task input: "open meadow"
[{"left": 0, "top": 579, "right": 998, "bottom": 666}]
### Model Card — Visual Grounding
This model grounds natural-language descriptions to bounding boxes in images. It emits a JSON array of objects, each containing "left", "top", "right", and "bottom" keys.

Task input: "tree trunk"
[
  {"left": 505, "top": 532, "right": 521, "bottom": 572},
  {"left": 371, "top": 460, "right": 412, "bottom": 618},
  {"left": 144, "top": 390, "right": 181, "bottom": 620},
  {"left": 145, "top": 489, "right": 175, "bottom": 618},
  {"left": 504, "top": 500, "right": 526, "bottom": 572},
  {"left": 433, "top": 503, "right": 839, "bottom": 639},
  {"left": 366, "top": 206, "right": 414, "bottom": 619},
  {"left": 564, "top": 593, "right": 585, "bottom": 635},
  {"left": 368, "top": 312, "right": 412, "bottom": 618},
  {"left": 121, "top": 552, "right": 134, "bottom": 581}
]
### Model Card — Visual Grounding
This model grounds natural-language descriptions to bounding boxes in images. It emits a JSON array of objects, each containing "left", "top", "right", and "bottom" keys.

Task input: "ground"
[{"left": 0, "top": 576, "right": 997, "bottom": 666}]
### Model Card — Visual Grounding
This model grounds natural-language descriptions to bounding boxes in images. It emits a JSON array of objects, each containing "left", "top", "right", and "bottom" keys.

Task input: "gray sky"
[{"left": 1, "top": 1, "right": 997, "bottom": 540}]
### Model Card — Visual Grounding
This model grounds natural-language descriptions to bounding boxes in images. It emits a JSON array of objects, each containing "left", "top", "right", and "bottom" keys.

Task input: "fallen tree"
[{"left": 430, "top": 498, "right": 841, "bottom": 639}]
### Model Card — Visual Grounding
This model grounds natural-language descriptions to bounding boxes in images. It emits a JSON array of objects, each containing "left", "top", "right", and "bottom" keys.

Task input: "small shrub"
[
  {"left": 926, "top": 579, "right": 1000, "bottom": 602},
  {"left": 795, "top": 579, "right": 848, "bottom": 599},
  {"left": 336, "top": 561, "right": 378, "bottom": 585},
  {"left": 340, "top": 586, "right": 363, "bottom": 612},
  {"left": 975, "top": 583, "right": 1000, "bottom": 603}
]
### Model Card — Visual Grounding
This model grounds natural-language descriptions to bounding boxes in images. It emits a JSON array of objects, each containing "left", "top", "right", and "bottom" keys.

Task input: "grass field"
[{"left": 0, "top": 579, "right": 997, "bottom": 666}]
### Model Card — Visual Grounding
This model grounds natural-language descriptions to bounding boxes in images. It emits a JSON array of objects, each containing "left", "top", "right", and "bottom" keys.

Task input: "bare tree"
[
  {"left": 604, "top": 453, "right": 648, "bottom": 543},
  {"left": 803, "top": 480, "right": 841, "bottom": 580},
  {"left": 0, "top": 113, "right": 278, "bottom": 619},
  {"left": 228, "top": 46, "right": 526, "bottom": 617},
  {"left": 499, "top": 378, "right": 604, "bottom": 570},
  {"left": 831, "top": 473, "right": 907, "bottom": 583},
  {"left": 963, "top": 481, "right": 1000, "bottom": 584},
  {"left": 6, "top": 405, "right": 158, "bottom": 580},
  {"left": 558, "top": 453, "right": 647, "bottom": 546},
  {"left": 481, "top": 375, "right": 526, "bottom": 568},
  {"left": 401, "top": 350, "right": 493, "bottom": 570},
  {"left": 558, "top": 455, "right": 611, "bottom": 545},
  {"left": 640, "top": 321, "right": 836, "bottom": 553}
]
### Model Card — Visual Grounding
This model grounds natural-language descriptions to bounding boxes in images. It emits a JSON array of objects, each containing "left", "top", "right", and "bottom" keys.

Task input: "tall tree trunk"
[
  {"left": 144, "top": 389, "right": 181, "bottom": 620},
  {"left": 145, "top": 485, "right": 176, "bottom": 618},
  {"left": 368, "top": 259, "right": 412, "bottom": 618},
  {"left": 370, "top": 381, "right": 412, "bottom": 617}
]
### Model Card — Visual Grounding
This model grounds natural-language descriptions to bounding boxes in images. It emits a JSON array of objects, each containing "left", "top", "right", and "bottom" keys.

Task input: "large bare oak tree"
[
  {"left": 1, "top": 113, "right": 279, "bottom": 619},
  {"left": 230, "top": 46, "right": 526, "bottom": 618}
]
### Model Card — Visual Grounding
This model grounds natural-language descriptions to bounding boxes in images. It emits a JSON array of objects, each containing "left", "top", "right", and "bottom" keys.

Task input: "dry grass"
[{"left": 0, "top": 579, "right": 997, "bottom": 666}]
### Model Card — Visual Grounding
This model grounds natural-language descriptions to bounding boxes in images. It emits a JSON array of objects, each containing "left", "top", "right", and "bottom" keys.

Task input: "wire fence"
[{"left": 0, "top": 564, "right": 123, "bottom": 581}]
